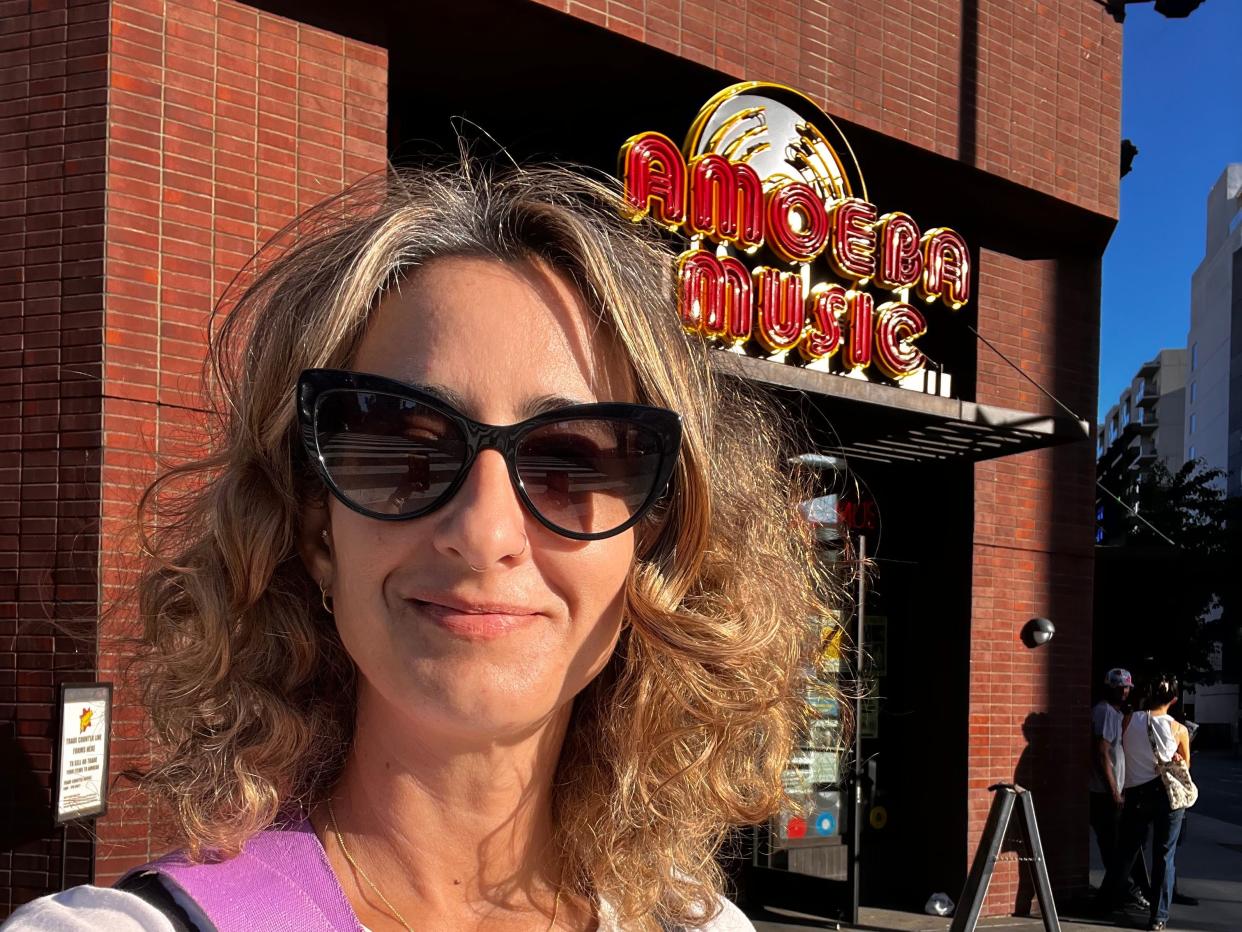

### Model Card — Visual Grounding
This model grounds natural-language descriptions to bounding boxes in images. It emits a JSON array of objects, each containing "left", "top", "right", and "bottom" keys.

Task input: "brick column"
[
  {"left": 1, "top": 0, "right": 109, "bottom": 913},
  {"left": 970, "top": 250, "right": 1100, "bottom": 912},
  {"left": 92, "top": 0, "right": 387, "bottom": 886}
]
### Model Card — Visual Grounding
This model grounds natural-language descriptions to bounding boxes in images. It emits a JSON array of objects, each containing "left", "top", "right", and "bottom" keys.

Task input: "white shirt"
[
  {"left": 1, "top": 887, "right": 176, "bottom": 932},
  {"left": 2, "top": 882, "right": 757, "bottom": 931},
  {"left": 1088, "top": 699, "right": 1126, "bottom": 794},
  {"left": 1121, "top": 710, "right": 1178, "bottom": 789}
]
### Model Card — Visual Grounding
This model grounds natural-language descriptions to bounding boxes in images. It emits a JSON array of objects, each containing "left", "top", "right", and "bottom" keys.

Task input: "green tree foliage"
[{"left": 1094, "top": 461, "right": 1238, "bottom": 681}]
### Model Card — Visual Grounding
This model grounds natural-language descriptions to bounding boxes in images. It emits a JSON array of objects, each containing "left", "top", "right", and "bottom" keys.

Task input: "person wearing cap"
[
  {"left": 1103, "top": 673, "right": 1192, "bottom": 931},
  {"left": 1089, "top": 667, "right": 1150, "bottom": 909}
]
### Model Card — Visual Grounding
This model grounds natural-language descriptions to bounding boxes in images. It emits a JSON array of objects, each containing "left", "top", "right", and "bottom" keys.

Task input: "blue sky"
[{"left": 1097, "top": 1, "right": 1242, "bottom": 420}]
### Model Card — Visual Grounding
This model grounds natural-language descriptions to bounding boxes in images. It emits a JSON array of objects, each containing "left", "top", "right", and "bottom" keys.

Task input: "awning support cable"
[
  {"left": 1092, "top": 478, "right": 1182, "bottom": 549},
  {"left": 966, "top": 324, "right": 1086, "bottom": 424},
  {"left": 966, "top": 325, "right": 1182, "bottom": 549}
]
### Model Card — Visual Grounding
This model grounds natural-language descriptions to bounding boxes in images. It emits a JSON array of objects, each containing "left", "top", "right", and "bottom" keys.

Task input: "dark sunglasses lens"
[
  {"left": 315, "top": 390, "right": 466, "bottom": 517},
  {"left": 516, "top": 418, "right": 664, "bottom": 536}
]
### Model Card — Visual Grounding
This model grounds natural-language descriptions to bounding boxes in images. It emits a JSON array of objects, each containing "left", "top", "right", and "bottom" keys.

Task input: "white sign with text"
[{"left": 55, "top": 684, "right": 111, "bottom": 824}]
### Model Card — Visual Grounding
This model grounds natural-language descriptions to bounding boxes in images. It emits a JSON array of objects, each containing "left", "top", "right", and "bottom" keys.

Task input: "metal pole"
[
  {"left": 59, "top": 822, "right": 68, "bottom": 891},
  {"left": 848, "top": 533, "right": 866, "bottom": 926}
]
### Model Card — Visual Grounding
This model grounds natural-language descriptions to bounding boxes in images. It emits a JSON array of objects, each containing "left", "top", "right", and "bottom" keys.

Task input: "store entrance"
[
  {"left": 851, "top": 459, "right": 973, "bottom": 911},
  {"left": 739, "top": 401, "right": 975, "bottom": 922}
]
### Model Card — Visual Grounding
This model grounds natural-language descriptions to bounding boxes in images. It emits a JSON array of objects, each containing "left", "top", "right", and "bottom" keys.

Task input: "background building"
[
  {"left": 1098, "top": 347, "right": 1188, "bottom": 471},
  {"left": 1096, "top": 348, "right": 1186, "bottom": 542},
  {"left": 1095, "top": 165, "right": 1241, "bottom": 756},
  {"left": 1185, "top": 163, "right": 1242, "bottom": 494},
  {"left": 2, "top": 0, "right": 1120, "bottom": 920}
]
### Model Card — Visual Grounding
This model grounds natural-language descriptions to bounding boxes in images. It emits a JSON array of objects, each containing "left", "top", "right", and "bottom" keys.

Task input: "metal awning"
[{"left": 712, "top": 354, "right": 1091, "bottom": 465}]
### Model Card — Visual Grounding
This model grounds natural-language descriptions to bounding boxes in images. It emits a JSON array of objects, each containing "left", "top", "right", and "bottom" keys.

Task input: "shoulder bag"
[{"left": 1147, "top": 714, "right": 1198, "bottom": 810}]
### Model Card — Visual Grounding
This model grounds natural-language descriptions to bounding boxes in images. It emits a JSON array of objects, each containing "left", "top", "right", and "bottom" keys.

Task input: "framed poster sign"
[
  {"left": 863, "top": 616, "right": 888, "bottom": 678},
  {"left": 859, "top": 697, "right": 880, "bottom": 739},
  {"left": 54, "top": 683, "right": 112, "bottom": 824}
]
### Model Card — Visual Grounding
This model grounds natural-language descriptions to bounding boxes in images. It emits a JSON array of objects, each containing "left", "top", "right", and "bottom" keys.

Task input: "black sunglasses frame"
[{"left": 297, "top": 368, "right": 683, "bottom": 541}]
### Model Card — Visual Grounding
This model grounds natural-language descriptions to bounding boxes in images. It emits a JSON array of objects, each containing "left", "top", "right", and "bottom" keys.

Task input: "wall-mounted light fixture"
[
  {"left": 1099, "top": 0, "right": 1206, "bottom": 24},
  {"left": 1120, "top": 139, "right": 1138, "bottom": 178},
  {"left": 1021, "top": 617, "right": 1056, "bottom": 649}
]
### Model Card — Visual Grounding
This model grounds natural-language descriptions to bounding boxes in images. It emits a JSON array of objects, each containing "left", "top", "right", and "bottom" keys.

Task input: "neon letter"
[
  {"left": 874, "top": 212, "right": 923, "bottom": 291},
  {"left": 688, "top": 154, "right": 764, "bottom": 250},
  {"left": 753, "top": 266, "right": 805, "bottom": 352},
  {"left": 799, "top": 283, "right": 846, "bottom": 362},
  {"left": 765, "top": 183, "right": 830, "bottom": 264},
  {"left": 873, "top": 301, "right": 928, "bottom": 379},
  {"left": 918, "top": 228, "right": 971, "bottom": 309},
  {"left": 828, "top": 198, "right": 879, "bottom": 282},
  {"left": 619, "top": 132, "right": 686, "bottom": 228},
  {"left": 844, "top": 290, "right": 874, "bottom": 370},
  {"left": 677, "top": 249, "right": 753, "bottom": 344}
]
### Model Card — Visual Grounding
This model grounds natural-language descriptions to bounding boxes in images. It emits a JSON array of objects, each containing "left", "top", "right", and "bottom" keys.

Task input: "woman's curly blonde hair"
[{"left": 131, "top": 161, "right": 835, "bottom": 929}]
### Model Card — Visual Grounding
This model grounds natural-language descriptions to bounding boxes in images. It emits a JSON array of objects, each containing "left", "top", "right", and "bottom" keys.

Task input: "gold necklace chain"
[{"left": 325, "top": 799, "right": 562, "bottom": 932}]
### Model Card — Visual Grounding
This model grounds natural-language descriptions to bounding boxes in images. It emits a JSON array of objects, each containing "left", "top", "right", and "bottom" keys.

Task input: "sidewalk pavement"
[
  {"left": 752, "top": 905, "right": 1110, "bottom": 932},
  {"left": 750, "top": 811, "right": 1242, "bottom": 932}
]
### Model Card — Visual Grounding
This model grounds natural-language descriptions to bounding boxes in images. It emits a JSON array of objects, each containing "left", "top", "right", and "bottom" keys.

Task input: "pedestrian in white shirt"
[
  {"left": 1088, "top": 667, "right": 1149, "bottom": 908},
  {"left": 1099, "top": 674, "right": 1192, "bottom": 932}
]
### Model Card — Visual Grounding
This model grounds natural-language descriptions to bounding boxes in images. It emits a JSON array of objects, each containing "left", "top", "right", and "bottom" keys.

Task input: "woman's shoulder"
[
  {"left": 1, "top": 818, "right": 336, "bottom": 932},
  {"left": 692, "top": 895, "right": 755, "bottom": 931},
  {"left": 1146, "top": 713, "right": 1181, "bottom": 749},
  {"left": 1150, "top": 713, "right": 1183, "bottom": 735},
  {"left": 6, "top": 882, "right": 757, "bottom": 932},
  {"left": 599, "top": 893, "right": 755, "bottom": 932},
  {"left": 2, "top": 885, "right": 182, "bottom": 931}
]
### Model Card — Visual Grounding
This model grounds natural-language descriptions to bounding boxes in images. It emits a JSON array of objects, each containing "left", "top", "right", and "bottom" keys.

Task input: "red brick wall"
[
  {"left": 93, "top": 0, "right": 388, "bottom": 887},
  {"left": 2, "top": 0, "right": 1116, "bottom": 918},
  {"left": 1, "top": 0, "right": 109, "bottom": 914},
  {"left": 971, "top": 251, "right": 1100, "bottom": 911},
  {"left": 0, "top": 1, "right": 385, "bottom": 913},
  {"left": 536, "top": 0, "right": 1117, "bottom": 914},
  {"left": 543, "top": 0, "right": 1122, "bottom": 220}
]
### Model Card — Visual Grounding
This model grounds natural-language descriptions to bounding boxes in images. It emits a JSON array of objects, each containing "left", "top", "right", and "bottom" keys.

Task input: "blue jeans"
[
  {"left": 1103, "top": 778, "right": 1186, "bottom": 922},
  {"left": 1089, "top": 790, "right": 1150, "bottom": 896}
]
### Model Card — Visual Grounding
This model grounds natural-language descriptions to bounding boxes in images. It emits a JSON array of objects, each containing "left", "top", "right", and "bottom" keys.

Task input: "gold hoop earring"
[{"left": 319, "top": 581, "right": 334, "bottom": 615}]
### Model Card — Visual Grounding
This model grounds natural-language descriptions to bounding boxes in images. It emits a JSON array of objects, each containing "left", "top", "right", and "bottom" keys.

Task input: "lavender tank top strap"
[{"left": 121, "top": 815, "right": 363, "bottom": 932}]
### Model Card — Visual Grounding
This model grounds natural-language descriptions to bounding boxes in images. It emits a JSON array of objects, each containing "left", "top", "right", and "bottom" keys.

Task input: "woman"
[
  {"left": 6, "top": 163, "right": 829, "bottom": 931},
  {"left": 1101, "top": 674, "right": 1191, "bottom": 932}
]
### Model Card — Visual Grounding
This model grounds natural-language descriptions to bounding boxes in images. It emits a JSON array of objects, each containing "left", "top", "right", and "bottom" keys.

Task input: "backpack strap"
[
  {"left": 119, "top": 816, "right": 361, "bottom": 932},
  {"left": 114, "top": 870, "right": 208, "bottom": 932}
]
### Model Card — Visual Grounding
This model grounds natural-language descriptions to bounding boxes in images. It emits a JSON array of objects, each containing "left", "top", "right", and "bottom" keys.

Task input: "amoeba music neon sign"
[{"left": 619, "top": 82, "right": 971, "bottom": 384}]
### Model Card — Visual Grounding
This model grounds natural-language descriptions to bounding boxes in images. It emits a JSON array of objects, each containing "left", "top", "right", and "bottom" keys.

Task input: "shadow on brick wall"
[
  {"left": 1011, "top": 710, "right": 1054, "bottom": 916},
  {"left": 959, "top": 0, "right": 979, "bottom": 168},
  {"left": 1011, "top": 253, "right": 1099, "bottom": 917},
  {"left": 0, "top": 721, "right": 54, "bottom": 852}
]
